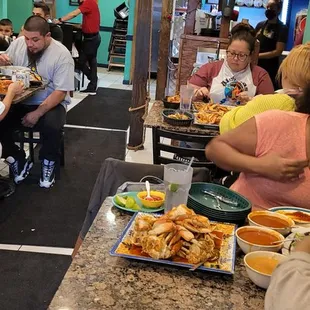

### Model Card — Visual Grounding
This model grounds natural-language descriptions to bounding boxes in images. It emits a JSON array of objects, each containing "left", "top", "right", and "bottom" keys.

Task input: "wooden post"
[
  {"left": 127, "top": 0, "right": 153, "bottom": 149},
  {"left": 184, "top": 0, "right": 200, "bottom": 35},
  {"left": 155, "top": 0, "right": 172, "bottom": 100}
]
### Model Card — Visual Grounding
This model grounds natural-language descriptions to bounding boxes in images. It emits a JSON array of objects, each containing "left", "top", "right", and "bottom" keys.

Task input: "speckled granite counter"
[
  {"left": 144, "top": 101, "right": 219, "bottom": 136},
  {"left": 49, "top": 199, "right": 265, "bottom": 310}
]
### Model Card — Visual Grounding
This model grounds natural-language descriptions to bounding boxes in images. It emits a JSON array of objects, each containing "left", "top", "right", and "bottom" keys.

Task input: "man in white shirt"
[{"left": 0, "top": 15, "right": 74, "bottom": 188}]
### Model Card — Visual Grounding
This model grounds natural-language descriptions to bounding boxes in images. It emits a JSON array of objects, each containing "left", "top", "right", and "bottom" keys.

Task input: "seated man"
[
  {"left": 0, "top": 15, "right": 74, "bottom": 188},
  {"left": 0, "top": 18, "right": 14, "bottom": 51}
]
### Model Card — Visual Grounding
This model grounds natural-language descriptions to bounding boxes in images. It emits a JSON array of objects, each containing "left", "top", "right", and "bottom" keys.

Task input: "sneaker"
[
  {"left": 5, "top": 156, "right": 33, "bottom": 184},
  {"left": 79, "top": 88, "right": 97, "bottom": 95},
  {"left": 40, "top": 159, "right": 56, "bottom": 188}
]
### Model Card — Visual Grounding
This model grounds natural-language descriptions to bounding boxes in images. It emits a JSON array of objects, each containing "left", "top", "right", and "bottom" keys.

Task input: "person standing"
[
  {"left": 255, "top": 0, "right": 288, "bottom": 88},
  {"left": 56, "top": 0, "right": 101, "bottom": 95}
]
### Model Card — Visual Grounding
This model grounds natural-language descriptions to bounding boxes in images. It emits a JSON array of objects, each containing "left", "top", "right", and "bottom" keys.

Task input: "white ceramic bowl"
[
  {"left": 244, "top": 251, "right": 286, "bottom": 289},
  {"left": 248, "top": 210, "right": 295, "bottom": 236},
  {"left": 236, "top": 226, "right": 284, "bottom": 254}
]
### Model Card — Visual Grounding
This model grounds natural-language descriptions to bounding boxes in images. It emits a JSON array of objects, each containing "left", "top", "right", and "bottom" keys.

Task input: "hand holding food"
[
  {"left": 8, "top": 81, "right": 24, "bottom": 97},
  {"left": 258, "top": 152, "right": 309, "bottom": 182},
  {"left": 236, "top": 91, "right": 252, "bottom": 105},
  {"left": 0, "top": 53, "right": 12, "bottom": 66},
  {"left": 193, "top": 87, "right": 210, "bottom": 100}
]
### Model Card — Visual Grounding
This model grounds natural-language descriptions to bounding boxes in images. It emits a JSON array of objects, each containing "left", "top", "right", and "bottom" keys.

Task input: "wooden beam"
[
  {"left": 220, "top": 17, "right": 230, "bottom": 38},
  {"left": 155, "top": 0, "right": 171, "bottom": 100},
  {"left": 127, "top": 0, "right": 152, "bottom": 149},
  {"left": 184, "top": 0, "right": 200, "bottom": 35}
]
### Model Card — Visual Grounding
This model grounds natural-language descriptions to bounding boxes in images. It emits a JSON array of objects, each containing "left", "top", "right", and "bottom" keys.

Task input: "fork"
[{"left": 202, "top": 190, "right": 238, "bottom": 207}]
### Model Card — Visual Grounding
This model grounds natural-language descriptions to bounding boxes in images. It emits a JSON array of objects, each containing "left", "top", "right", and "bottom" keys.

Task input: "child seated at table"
[{"left": 0, "top": 19, "right": 14, "bottom": 51}]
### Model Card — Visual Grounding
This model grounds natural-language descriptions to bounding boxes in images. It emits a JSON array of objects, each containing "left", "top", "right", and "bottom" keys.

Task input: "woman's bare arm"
[{"left": 205, "top": 117, "right": 309, "bottom": 181}]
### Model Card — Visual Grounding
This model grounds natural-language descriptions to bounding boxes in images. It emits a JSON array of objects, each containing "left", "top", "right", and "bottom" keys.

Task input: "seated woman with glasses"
[
  {"left": 189, "top": 23, "right": 274, "bottom": 105},
  {"left": 219, "top": 43, "right": 309, "bottom": 134}
]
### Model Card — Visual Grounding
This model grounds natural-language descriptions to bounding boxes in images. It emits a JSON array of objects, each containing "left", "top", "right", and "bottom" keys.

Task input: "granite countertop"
[
  {"left": 49, "top": 199, "right": 265, "bottom": 310},
  {"left": 144, "top": 101, "right": 219, "bottom": 136}
]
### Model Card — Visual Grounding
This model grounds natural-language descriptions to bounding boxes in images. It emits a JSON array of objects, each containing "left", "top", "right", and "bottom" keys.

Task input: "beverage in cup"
[{"left": 164, "top": 163, "right": 193, "bottom": 213}]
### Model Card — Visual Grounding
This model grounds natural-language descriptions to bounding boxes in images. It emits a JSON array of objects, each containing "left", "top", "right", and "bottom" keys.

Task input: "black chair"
[
  {"left": 152, "top": 127, "right": 217, "bottom": 175},
  {"left": 14, "top": 128, "right": 65, "bottom": 178}
]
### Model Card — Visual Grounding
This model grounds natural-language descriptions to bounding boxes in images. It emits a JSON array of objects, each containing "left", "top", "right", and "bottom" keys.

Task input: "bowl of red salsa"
[{"left": 137, "top": 191, "right": 165, "bottom": 209}]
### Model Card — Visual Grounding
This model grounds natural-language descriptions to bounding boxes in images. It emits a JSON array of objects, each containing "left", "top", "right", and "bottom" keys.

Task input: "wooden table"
[
  {"left": 49, "top": 198, "right": 265, "bottom": 310},
  {"left": 0, "top": 85, "right": 45, "bottom": 104},
  {"left": 13, "top": 85, "right": 45, "bottom": 104},
  {"left": 144, "top": 101, "right": 219, "bottom": 135}
]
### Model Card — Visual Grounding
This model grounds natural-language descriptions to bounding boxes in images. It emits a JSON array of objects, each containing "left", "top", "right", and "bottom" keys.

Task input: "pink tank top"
[{"left": 231, "top": 110, "right": 310, "bottom": 210}]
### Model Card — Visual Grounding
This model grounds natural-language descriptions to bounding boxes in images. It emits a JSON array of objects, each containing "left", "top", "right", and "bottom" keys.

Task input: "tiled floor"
[{"left": 0, "top": 67, "right": 157, "bottom": 255}]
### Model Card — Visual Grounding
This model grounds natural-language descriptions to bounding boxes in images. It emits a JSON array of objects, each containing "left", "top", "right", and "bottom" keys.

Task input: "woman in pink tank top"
[{"left": 205, "top": 44, "right": 310, "bottom": 210}]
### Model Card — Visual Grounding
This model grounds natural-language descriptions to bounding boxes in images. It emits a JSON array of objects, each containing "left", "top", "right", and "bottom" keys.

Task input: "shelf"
[{"left": 235, "top": 5, "right": 265, "bottom": 8}]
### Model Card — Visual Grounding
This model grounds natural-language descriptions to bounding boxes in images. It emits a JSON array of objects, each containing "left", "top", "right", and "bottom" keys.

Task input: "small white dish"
[
  {"left": 236, "top": 226, "right": 284, "bottom": 254},
  {"left": 248, "top": 210, "right": 295, "bottom": 236},
  {"left": 244, "top": 251, "right": 286, "bottom": 289}
]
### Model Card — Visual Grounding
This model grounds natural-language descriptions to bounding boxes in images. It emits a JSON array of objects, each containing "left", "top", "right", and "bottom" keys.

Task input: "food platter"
[
  {"left": 0, "top": 79, "right": 13, "bottom": 96},
  {"left": 110, "top": 210, "right": 237, "bottom": 274},
  {"left": 192, "top": 102, "right": 233, "bottom": 129},
  {"left": 112, "top": 192, "right": 165, "bottom": 213},
  {"left": 269, "top": 206, "right": 310, "bottom": 224},
  {"left": 281, "top": 227, "right": 310, "bottom": 256}
]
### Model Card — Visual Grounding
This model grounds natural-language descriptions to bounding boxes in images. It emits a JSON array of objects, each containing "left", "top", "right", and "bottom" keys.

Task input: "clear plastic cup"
[
  {"left": 164, "top": 163, "right": 193, "bottom": 213},
  {"left": 180, "top": 85, "right": 194, "bottom": 111}
]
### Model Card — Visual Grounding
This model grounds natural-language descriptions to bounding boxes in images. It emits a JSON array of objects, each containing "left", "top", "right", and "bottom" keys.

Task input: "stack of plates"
[{"left": 188, "top": 183, "right": 252, "bottom": 224}]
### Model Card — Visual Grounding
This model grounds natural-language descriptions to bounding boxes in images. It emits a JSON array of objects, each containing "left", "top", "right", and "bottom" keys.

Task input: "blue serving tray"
[{"left": 110, "top": 212, "right": 237, "bottom": 275}]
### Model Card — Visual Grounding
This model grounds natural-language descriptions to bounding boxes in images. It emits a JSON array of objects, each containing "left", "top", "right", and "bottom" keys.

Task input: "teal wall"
[
  {"left": 303, "top": 1, "right": 310, "bottom": 43},
  {"left": 7, "top": 0, "right": 32, "bottom": 33},
  {"left": 56, "top": 0, "right": 124, "bottom": 66}
]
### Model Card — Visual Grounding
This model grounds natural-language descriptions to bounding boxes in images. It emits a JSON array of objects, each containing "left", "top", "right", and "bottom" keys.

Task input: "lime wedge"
[
  {"left": 169, "top": 183, "right": 179, "bottom": 192},
  {"left": 125, "top": 196, "right": 136, "bottom": 209},
  {"left": 131, "top": 203, "right": 141, "bottom": 211},
  {"left": 115, "top": 195, "right": 127, "bottom": 207}
]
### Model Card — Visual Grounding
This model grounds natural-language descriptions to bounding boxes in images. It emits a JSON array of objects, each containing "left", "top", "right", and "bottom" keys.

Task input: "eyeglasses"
[{"left": 226, "top": 50, "right": 249, "bottom": 62}]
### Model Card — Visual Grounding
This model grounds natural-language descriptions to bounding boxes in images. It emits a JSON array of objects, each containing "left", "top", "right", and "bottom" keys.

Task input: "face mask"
[{"left": 265, "top": 9, "right": 277, "bottom": 20}]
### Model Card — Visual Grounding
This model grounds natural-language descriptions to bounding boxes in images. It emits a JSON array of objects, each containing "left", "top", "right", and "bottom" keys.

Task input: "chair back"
[
  {"left": 61, "top": 24, "right": 74, "bottom": 53},
  {"left": 152, "top": 128, "right": 217, "bottom": 174}
]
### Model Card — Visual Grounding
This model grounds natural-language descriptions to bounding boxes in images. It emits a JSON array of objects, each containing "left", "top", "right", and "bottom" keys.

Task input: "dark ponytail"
[
  {"left": 229, "top": 23, "right": 256, "bottom": 54},
  {"left": 295, "top": 84, "right": 310, "bottom": 114}
]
